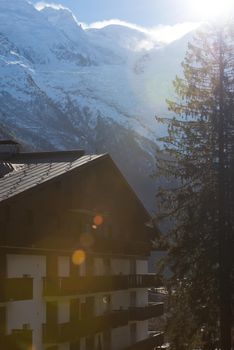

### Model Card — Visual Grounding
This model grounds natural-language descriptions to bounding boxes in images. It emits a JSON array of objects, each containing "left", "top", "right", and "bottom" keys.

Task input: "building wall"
[
  {"left": 0, "top": 155, "right": 160, "bottom": 350},
  {"left": 3, "top": 252, "right": 153, "bottom": 350},
  {"left": 7, "top": 254, "right": 46, "bottom": 350}
]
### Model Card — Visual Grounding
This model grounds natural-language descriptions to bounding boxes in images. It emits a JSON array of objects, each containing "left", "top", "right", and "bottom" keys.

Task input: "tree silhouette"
[{"left": 156, "top": 21, "right": 233, "bottom": 350}]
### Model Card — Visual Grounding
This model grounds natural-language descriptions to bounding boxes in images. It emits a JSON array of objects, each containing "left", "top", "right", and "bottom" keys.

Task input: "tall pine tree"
[{"left": 156, "top": 21, "right": 234, "bottom": 350}]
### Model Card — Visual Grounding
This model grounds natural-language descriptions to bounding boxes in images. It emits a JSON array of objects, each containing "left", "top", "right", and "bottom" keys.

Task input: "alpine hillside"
[{"left": 0, "top": 0, "right": 192, "bottom": 209}]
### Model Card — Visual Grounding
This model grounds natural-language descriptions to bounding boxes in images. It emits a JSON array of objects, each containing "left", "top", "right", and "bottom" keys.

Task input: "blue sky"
[
  {"left": 33, "top": 0, "right": 234, "bottom": 43},
  {"left": 33, "top": 0, "right": 199, "bottom": 26}
]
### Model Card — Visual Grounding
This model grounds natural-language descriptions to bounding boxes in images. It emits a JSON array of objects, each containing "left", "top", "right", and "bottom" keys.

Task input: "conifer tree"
[{"left": 156, "top": 21, "right": 234, "bottom": 350}]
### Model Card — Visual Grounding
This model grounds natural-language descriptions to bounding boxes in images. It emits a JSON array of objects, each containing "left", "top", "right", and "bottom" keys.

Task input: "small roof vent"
[{"left": 0, "top": 140, "right": 20, "bottom": 160}]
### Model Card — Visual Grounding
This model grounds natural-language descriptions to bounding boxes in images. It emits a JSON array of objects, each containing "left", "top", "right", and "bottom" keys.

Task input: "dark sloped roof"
[
  {"left": 4, "top": 150, "right": 85, "bottom": 163},
  {"left": 0, "top": 154, "right": 105, "bottom": 202},
  {"left": 0, "top": 140, "right": 19, "bottom": 145}
]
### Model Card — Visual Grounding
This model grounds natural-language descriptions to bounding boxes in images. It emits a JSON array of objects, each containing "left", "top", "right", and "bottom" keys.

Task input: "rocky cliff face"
[{"left": 0, "top": 0, "right": 190, "bottom": 209}]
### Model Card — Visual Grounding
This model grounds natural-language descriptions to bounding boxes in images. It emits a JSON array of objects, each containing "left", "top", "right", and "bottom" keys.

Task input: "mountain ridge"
[{"left": 0, "top": 0, "right": 192, "bottom": 209}]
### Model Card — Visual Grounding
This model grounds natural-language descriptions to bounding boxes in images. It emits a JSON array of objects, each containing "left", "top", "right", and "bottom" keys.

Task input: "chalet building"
[{"left": 0, "top": 141, "right": 164, "bottom": 350}]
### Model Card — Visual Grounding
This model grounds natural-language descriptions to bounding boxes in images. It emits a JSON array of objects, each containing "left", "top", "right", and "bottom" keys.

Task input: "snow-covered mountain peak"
[
  {"left": 0, "top": 0, "right": 99, "bottom": 66},
  {"left": 87, "top": 24, "right": 158, "bottom": 52},
  {"left": 90, "top": 24, "right": 146, "bottom": 38},
  {"left": 40, "top": 5, "right": 86, "bottom": 44},
  {"left": 40, "top": 6, "right": 83, "bottom": 34},
  {"left": 0, "top": 0, "right": 62, "bottom": 64},
  {"left": 0, "top": 0, "right": 37, "bottom": 19},
  {"left": 0, "top": 0, "right": 194, "bottom": 208},
  {"left": 40, "top": 6, "right": 78, "bottom": 25}
]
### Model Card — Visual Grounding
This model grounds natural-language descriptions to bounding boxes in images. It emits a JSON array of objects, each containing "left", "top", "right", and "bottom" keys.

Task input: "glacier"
[{"left": 0, "top": 0, "right": 191, "bottom": 209}]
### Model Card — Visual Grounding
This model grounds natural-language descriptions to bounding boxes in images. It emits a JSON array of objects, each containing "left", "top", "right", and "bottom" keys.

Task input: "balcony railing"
[
  {"left": 0, "top": 329, "right": 32, "bottom": 349},
  {"left": 124, "top": 332, "right": 164, "bottom": 350},
  {"left": 43, "top": 274, "right": 160, "bottom": 297},
  {"left": 43, "top": 310, "right": 129, "bottom": 343},
  {"left": 43, "top": 276, "right": 126, "bottom": 296},
  {"left": 129, "top": 303, "right": 164, "bottom": 321},
  {"left": 127, "top": 274, "right": 160, "bottom": 289},
  {"left": 0, "top": 277, "right": 33, "bottom": 302}
]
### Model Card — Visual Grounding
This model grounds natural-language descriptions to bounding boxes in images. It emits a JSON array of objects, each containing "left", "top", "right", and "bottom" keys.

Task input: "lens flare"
[
  {"left": 93, "top": 215, "right": 104, "bottom": 226},
  {"left": 72, "top": 249, "right": 86, "bottom": 265}
]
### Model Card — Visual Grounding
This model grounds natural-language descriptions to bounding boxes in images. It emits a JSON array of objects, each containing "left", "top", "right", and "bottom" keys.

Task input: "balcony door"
[
  {"left": 46, "top": 301, "right": 58, "bottom": 325},
  {"left": 46, "top": 255, "right": 58, "bottom": 278},
  {"left": 81, "top": 296, "right": 95, "bottom": 319},
  {"left": 130, "top": 259, "right": 136, "bottom": 275},
  {"left": 70, "top": 298, "right": 80, "bottom": 323},
  {"left": 130, "top": 291, "right": 136, "bottom": 308}
]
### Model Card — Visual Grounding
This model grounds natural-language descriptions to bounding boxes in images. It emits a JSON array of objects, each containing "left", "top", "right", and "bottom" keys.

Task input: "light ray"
[{"left": 188, "top": 0, "right": 233, "bottom": 20}]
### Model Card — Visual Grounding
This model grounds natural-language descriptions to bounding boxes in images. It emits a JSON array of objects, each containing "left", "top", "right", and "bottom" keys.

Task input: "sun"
[{"left": 189, "top": 0, "right": 234, "bottom": 20}]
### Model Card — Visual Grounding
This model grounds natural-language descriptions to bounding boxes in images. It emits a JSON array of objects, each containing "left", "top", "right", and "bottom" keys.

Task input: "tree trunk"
[{"left": 217, "top": 29, "right": 232, "bottom": 350}]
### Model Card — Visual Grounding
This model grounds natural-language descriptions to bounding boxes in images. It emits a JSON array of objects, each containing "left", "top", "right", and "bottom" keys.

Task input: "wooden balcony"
[
  {"left": 0, "top": 329, "right": 32, "bottom": 349},
  {"left": 124, "top": 332, "right": 164, "bottom": 350},
  {"left": 129, "top": 303, "right": 164, "bottom": 321},
  {"left": 60, "top": 310, "right": 129, "bottom": 341},
  {"left": 0, "top": 277, "right": 33, "bottom": 302},
  {"left": 43, "top": 276, "right": 126, "bottom": 296},
  {"left": 43, "top": 274, "right": 159, "bottom": 297},
  {"left": 43, "top": 310, "right": 129, "bottom": 343},
  {"left": 127, "top": 274, "right": 160, "bottom": 289}
]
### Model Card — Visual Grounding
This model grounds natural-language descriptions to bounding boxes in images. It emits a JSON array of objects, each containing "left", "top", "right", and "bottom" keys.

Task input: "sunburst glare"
[{"left": 188, "top": 0, "right": 233, "bottom": 20}]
